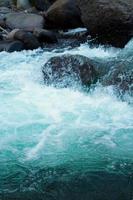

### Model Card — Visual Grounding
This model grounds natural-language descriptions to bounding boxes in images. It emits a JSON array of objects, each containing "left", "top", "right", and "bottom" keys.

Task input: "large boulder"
[
  {"left": 5, "top": 12, "right": 44, "bottom": 31},
  {"left": 45, "top": 0, "right": 83, "bottom": 29},
  {"left": 34, "top": 0, "right": 56, "bottom": 11},
  {"left": 77, "top": 0, "right": 133, "bottom": 47},
  {"left": 42, "top": 54, "right": 98, "bottom": 87}
]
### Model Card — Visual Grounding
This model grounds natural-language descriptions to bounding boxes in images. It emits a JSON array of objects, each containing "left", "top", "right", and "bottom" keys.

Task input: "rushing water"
[{"left": 0, "top": 39, "right": 133, "bottom": 200}]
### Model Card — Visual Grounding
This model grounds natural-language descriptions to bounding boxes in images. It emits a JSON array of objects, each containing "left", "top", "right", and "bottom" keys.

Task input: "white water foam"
[{"left": 0, "top": 42, "right": 133, "bottom": 171}]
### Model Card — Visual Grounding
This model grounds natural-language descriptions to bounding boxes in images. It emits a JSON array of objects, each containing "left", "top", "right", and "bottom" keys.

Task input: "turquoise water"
[{"left": 0, "top": 42, "right": 133, "bottom": 199}]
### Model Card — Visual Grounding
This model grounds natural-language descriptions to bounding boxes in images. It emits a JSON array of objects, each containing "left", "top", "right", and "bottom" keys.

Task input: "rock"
[
  {"left": 0, "top": 6, "right": 12, "bottom": 15},
  {"left": 42, "top": 54, "right": 98, "bottom": 87},
  {"left": 17, "top": 0, "right": 31, "bottom": 9},
  {"left": 0, "top": 17, "right": 6, "bottom": 28},
  {"left": 14, "top": 30, "right": 40, "bottom": 50},
  {"left": 0, "top": 0, "right": 12, "bottom": 7},
  {"left": 34, "top": 0, "right": 56, "bottom": 11},
  {"left": 0, "top": 33, "right": 3, "bottom": 40},
  {"left": 0, "top": 7, "right": 13, "bottom": 21},
  {"left": 0, "top": 40, "right": 24, "bottom": 52},
  {"left": 33, "top": 28, "right": 57, "bottom": 43},
  {"left": 77, "top": 0, "right": 133, "bottom": 47},
  {"left": 45, "top": 0, "right": 83, "bottom": 29},
  {"left": 6, "top": 29, "right": 20, "bottom": 40},
  {"left": 5, "top": 12, "right": 44, "bottom": 31},
  {"left": 102, "top": 61, "right": 133, "bottom": 95}
]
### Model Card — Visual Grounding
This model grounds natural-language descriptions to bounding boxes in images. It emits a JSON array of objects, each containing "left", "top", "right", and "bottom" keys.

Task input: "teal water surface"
[{"left": 0, "top": 42, "right": 133, "bottom": 200}]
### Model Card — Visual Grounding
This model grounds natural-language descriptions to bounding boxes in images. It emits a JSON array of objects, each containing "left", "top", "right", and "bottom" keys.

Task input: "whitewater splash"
[{"left": 0, "top": 41, "right": 133, "bottom": 199}]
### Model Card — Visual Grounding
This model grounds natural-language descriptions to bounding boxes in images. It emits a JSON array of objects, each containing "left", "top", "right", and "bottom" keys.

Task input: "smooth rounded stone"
[
  {"left": 42, "top": 54, "right": 98, "bottom": 87},
  {"left": 77, "top": 0, "right": 133, "bottom": 47},
  {"left": 33, "top": 28, "right": 57, "bottom": 43},
  {"left": 5, "top": 12, "right": 44, "bottom": 31},
  {"left": 14, "top": 30, "right": 40, "bottom": 50},
  {"left": 0, "top": 40, "right": 24, "bottom": 52},
  {"left": 45, "top": 0, "right": 83, "bottom": 29}
]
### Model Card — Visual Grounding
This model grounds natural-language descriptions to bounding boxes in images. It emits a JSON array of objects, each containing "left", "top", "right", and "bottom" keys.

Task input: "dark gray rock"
[
  {"left": 14, "top": 30, "right": 40, "bottom": 50},
  {"left": 0, "top": 40, "right": 24, "bottom": 52},
  {"left": 0, "top": 17, "right": 6, "bottom": 28},
  {"left": 0, "top": 0, "right": 12, "bottom": 7},
  {"left": 33, "top": 28, "right": 57, "bottom": 43},
  {"left": 101, "top": 60, "right": 133, "bottom": 95},
  {"left": 35, "top": 0, "right": 56, "bottom": 11},
  {"left": 42, "top": 54, "right": 98, "bottom": 87},
  {"left": 77, "top": 0, "right": 133, "bottom": 47}
]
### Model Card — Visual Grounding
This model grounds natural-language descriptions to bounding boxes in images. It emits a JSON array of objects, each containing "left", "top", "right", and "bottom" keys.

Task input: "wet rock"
[
  {"left": 35, "top": 0, "right": 56, "bottom": 11},
  {"left": 33, "top": 28, "right": 57, "bottom": 43},
  {"left": 14, "top": 30, "right": 40, "bottom": 50},
  {"left": 102, "top": 61, "right": 133, "bottom": 95},
  {"left": 77, "top": 0, "right": 133, "bottom": 47},
  {"left": 42, "top": 54, "right": 98, "bottom": 87},
  {"left": 59, "top": 28, "right": 89, "bottom": 45},
  {"left": 0, "top": 40, "right": 24, "bottom": 52},
  {"left": 5, "top": 12, "right": 44, "bottom": 31},
  {"left": 45, "top": 0, "right": 83, "bottom": 29}
]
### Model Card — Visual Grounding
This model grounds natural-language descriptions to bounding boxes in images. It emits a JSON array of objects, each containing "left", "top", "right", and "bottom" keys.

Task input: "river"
[{"left": 0, "top": 39, "right": 133, "bottom": 199}]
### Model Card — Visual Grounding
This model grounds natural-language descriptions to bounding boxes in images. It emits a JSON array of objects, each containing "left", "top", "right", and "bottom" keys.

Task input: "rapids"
[{"left": 0, "top": 39, "right": 133, "bottom": 199}]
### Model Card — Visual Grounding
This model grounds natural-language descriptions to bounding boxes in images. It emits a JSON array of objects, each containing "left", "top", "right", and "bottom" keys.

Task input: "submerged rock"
[
  {"left": 45, "top": 0, "right": 83, "bottom": 29},
  {"left": 102, "top": 61, "right": 133, "bottom": 95},
  {"left": 77, "top": 0, "right": 133, "bottom": 47},
  {"left": 42, "top": 54, "right": 98, "bottom": 87}
]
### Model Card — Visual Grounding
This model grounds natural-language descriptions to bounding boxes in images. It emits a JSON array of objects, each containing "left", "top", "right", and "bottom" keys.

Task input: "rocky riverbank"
[{"left": 1, "top": 0, "right": 133, "bottom": 51}]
